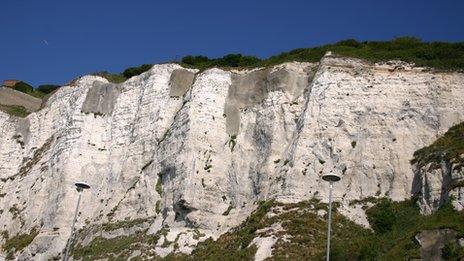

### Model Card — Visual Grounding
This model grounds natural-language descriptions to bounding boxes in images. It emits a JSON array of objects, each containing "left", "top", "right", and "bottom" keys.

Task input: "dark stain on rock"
[{"left": 81, "top": 81, "right": 120, "bottom": 116}]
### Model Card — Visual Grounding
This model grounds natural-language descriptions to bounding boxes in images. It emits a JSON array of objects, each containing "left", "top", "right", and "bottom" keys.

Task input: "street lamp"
[
  {"left": 322, "top": 173, "right": 341, "bottom": 261},
  {"left": 63, "top": 182, "right": 91, "bottom": 261}
]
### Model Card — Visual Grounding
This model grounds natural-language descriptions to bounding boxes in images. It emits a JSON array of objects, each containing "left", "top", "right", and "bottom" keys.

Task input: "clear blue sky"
[{"left": 1, "top": 0, "right": 463, "bottom": 86}]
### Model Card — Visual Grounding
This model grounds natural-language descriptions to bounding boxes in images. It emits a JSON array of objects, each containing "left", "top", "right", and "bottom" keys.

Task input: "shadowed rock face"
[
  {"left": 413, "top": 161, "right": 464, "bottom": 214},
  {"left": 225, "top": 69, "right": 269, "bottom": 135},
  {"left": 416, "top": 229, "right": 457, "bottom": 261},
  {"left": 169, "top": 69, "right": 196, "bottom": 97},
  {"left": 81, "top": 81, "right": 120, "bottom": 115},
  {"left": 225, "top": 67, "right": 310, "bottom": 135},
  {"left": 267, "top": 67, "right": 310, "bottom": 97}
]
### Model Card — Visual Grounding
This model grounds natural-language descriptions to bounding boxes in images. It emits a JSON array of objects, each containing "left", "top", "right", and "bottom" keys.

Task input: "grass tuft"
[{"left": 0, "top": 104, "right": 30, "bottom": 117}]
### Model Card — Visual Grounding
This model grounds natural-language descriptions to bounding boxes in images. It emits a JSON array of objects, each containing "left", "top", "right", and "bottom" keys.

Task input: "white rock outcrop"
[
  {"left": 414, "top": 159, "right": 464, "bottom": 214},
  {"left": 0, "top": 54, "right": 463, "bottom": 259}
]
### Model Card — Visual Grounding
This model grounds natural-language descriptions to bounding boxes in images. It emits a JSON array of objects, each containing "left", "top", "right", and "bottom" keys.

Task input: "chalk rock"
[{"left": 0, "top": 56, "right": 463, "bottom": 259}]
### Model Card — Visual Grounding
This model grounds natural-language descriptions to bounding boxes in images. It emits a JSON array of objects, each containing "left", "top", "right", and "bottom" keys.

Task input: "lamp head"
[
  {"left": 75, "top": 182, "right": 91, "bottom": 192},
  {"left": 322, "top": 173, "right": 341, "bottom": 182}
]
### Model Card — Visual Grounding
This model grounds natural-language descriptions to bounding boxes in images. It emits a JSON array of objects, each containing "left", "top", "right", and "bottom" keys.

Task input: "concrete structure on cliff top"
[{"left": 1, "top": 80, "right": 20, "bottom": 88}]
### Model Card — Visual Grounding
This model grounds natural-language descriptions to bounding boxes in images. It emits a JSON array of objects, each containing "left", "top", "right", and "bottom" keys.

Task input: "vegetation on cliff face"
[
  {"left": 72, "top": 230, "right": 160, "bottom": 260},
  {"left": 1, "top": 228, "right": 39, "bottom": 259},
  {"left": 10, "top": 198, "right": 458, "bottom": 260},
  {"left": 71, "top": 218, "right": 161, "bottom": 260},
  {"left": 181, "top": 37, "right": 464, "bottom": 71},
  {"left": 0, "top": 104, "right": 30, "bottom": 117},
  {"left": 411, "top": 122, "right": 464, "bottom": 170},
  {"left": 176, "top": 198, "right": 464, "bottom": 260}
]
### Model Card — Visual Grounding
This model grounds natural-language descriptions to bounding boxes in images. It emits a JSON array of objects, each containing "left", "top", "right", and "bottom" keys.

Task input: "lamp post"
[
  {"left": 63, "top": 182, "right": 90, "bottom": 261},
  {"left": 322, "top": 173, "right": 341, "bottom": 261}
]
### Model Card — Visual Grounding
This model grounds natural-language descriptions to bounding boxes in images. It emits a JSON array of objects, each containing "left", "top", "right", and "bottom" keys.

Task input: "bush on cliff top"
[
  {"left": 92, "top": 64, "right": 153, "bottom": 83},
  {"left": 181, "top": 37, "right": 464, "bottom": 70},
  {"left": 181, "top": 54, "right": 261, "bottom": 69},
  {"left": 122, "top": 64, "right": 152, "bottom": 78},
  {"left": 36, "top": 84, "right": 60, "bottom": 94},
  {"left": 12, "top": 81, "right": 33, "bottom": 93},
  {"left": 9, "top": 81, "right": 49, "bottom": 99},
  {"left": 99, "top": 37, "right": 463, "bottom": 83}
]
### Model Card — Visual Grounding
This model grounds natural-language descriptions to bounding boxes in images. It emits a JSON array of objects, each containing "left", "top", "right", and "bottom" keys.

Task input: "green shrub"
[
  {"left": 3, "top": 229, "right": 39, "bottom": 257},
  {"left": 73, "top": 233, "right": 141, "bottom": 260},
  {"left": 68, "top": 197, "right": 464, "bottom": 260},
  {"left": 181, "top": 37, "right": 464, "bottom": 71},
  {"left": 216, "top": 54, "right": 261, "bottom": 67},
  {"left": 36, "top": 84, "right": 60, "bottom": 94},
  {"left": 12, "top": 81, "right": 33, "bottom": 93},
  {"left": 335, "top": 39, "right": 361, "bottom": 48},
  {"left": 442, "top": 241, "right": 464, "bottom": 260},
  {"left": 101, "top": 218, "right": 147, "bottom": 232},
  {"left": 391, "top": 37, "right": 423, "bottom": 50},
  {"left": 182, "top": 55, "right": 209, "bottom": 65},
  {"left": 7, "top": 81, "right": 48, "bottom": 98},
  {"left": 189, "top": 197, "right": 464, "bottom": 260},
  {"left": 122, "top": 64, "right": 152, "bottom": 78},
  {"left": 156, "top": 173, "right": 163, "bottom": 196},
  {"left": 181, "top": 54, "right": 261, "bottom": 70},
  {"left": 92, "top": 64, "right": 152, "bottom": 83},
  {"left": 366, "top": 199, "right": 396, "bottom": 234}
]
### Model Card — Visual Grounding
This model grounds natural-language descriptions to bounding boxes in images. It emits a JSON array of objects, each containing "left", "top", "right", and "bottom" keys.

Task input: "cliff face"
[{"left": 0, "top": 54, "right": 463, "bottom": 260}]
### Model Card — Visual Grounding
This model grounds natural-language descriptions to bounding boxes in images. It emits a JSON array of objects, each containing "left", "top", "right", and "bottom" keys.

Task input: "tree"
[
  {"left": 366, "top": 199, "right": 396, "bottom": 234},
  {"left": 37, "top": 84, "right": 60, "bottom": 94},
  {"left": 13, "top": 81, "right": 33, "bottom": 93},
  {"left": 122, "top": 64, "right": 153, "bottom": 78}
]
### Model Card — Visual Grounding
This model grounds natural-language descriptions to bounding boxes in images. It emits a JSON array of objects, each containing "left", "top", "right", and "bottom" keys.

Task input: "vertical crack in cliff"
[
  {"left": 250, "top": 110, "right": 274, "bottom": 196},
  {"left": 156, "top": 91, "right": 192, "bottom": 146},
  {"left": 280, "top": 64, "right": 320, "bottom": 167}
]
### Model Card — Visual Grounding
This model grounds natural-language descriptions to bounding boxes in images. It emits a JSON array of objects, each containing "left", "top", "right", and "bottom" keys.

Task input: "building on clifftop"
[{"left": 2, "top": 79, "right": 20, "bottom": 88}]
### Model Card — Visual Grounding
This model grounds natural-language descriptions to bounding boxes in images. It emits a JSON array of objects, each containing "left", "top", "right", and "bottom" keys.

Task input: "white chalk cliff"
[{"left": 0, "top": 53, "right": 463, "bottom": 260}]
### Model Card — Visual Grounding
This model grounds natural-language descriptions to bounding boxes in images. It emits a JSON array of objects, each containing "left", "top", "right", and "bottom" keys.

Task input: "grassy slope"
[
  {"left": 3, "top": 199, "right": 463, "bottom": 260},
  {"left": 170, "top": 199, "right": 464, "bottom": 261},
  {"left": 411, "top": 122, "right": 464, "bottom": 171}
]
